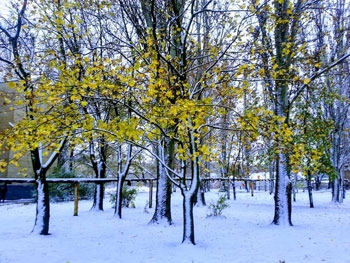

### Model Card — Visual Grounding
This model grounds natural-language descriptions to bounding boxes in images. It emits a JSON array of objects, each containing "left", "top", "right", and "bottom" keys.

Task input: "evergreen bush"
[{"left": 48, "top": 167, "right": 94, "bottom": 202}]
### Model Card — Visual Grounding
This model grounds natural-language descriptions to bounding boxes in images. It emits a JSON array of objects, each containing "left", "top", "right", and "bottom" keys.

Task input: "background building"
[{"left": 0, "top": 82, "right": 34, "bottom": 199}]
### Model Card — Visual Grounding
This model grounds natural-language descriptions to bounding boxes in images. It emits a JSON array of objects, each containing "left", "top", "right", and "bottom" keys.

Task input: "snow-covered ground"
[{"left": 0, "top": 187, "right": 349, "bottom": 263}]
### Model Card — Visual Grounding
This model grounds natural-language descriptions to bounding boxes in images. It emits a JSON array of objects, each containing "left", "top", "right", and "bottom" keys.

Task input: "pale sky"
[{"left": 0, "top": 0, "right": 11, "bottom": 17}]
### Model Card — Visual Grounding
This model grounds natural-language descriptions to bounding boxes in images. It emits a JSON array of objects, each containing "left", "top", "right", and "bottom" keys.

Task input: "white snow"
[{"left": 0, "top": 187, "right": 349, "bottom": 263}]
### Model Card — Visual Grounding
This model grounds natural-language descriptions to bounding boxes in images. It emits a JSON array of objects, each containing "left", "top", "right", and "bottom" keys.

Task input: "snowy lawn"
[{"left": 0, "top": 188, "right": 349, "bottom": 263}]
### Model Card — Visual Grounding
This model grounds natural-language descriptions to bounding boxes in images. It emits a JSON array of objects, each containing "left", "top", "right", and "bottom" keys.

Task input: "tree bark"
[
  {"left": 195, "top": 179, "right": 206, "bottom": 206},
  {"left": 181, "top": 131, "right": 200, "bottom": 245},
  {"left": 90, "top": 161, "right": 106, "bottom": 211},
  {"left": 30, "top": 141, "right": 65, "bottom": 234},
  {"left": 91, "top": 182, "right": 104, "bottom": 211},
  {"left": 272, "top": 153, "right": 293, "bottom": 226},
  {"left": 182, "top": 191, "right": 196, "bottom": 244},
  {"left": 114, "top": 174, "right": 126, "bottom": 219},
  {"left": 307, "top": 171, "right": 314, "bottom": 208},
  {"left": 90, "top": 137, "right": 107, "bottom": 211},
  {"left": 149, "top": 139, "right": 173, "bottom": 224},
  {"left": 331, "top": 134, "right": 344, "bottom": 203},
  {"left": 114, "top": 144, "right": 133, "bottom": 218},
  {"left": 90, "top": 158, "right": 106, "bottom": 211},
  {"left": 32, "top": 172, "right": 50, "bottom": 235}
]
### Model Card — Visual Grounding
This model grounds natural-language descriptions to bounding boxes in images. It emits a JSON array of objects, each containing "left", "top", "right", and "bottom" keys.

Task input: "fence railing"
[{"left": 0, "top": 177, "right": 275, "bottom": 215}]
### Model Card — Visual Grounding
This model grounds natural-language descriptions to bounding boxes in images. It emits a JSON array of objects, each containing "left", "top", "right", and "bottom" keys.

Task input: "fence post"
[
  {"left": 249, "top": 180, "right": 254, "bottom": 197},
  {"left": 149, "top": 179, "right": 153, "bottom": 209},
  {"left": 73, "top": 182, "right": 79, "bottom": 216}
]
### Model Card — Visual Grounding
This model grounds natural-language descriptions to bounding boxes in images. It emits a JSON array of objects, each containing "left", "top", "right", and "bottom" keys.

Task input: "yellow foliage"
[
  {"left": 303, "top": 78, "right": 311, "bottom": 85},
  {"left": 0, "top": 160, "right": 8, "bottom": 172}
]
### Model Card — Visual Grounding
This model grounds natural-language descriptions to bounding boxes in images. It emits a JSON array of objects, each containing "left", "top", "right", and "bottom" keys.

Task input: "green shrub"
[
  {"left": 109, "top": 185, "right": 137, "bottom": 208},
  {"left": 207, "top": 194, "right": 229, "bottom": 217},
  {"left": 48, "top": 167, "right": 94, "bottom": 202}
]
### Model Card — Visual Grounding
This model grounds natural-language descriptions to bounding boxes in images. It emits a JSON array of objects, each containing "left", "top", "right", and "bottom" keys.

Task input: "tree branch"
[{"left": 290, "top": 51, "right": 350, "bottom": 106}]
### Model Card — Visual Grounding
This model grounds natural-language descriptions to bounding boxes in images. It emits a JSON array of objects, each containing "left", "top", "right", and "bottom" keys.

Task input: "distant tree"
[
  {"left": 248, "top": 0, "right": 350, "bottom": 222},
  {"left": 314, "top": 0, "right": 350, "bottom": 203}
]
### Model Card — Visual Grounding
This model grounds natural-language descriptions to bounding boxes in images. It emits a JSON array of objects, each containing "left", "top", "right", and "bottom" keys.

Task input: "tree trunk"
[
  {"left": 232, "top": 178, "right": 237, "bottom": 200},
  {"left": 182, "top": 191, "right": 196, "bottom": 244},
  {"left": 149, "top": 139, "right": 173, "bottom": 224},
  {"left": 292, "top": 174, "right": 297, "bottom": 202},
  {"left": 181, "top": 131, "right": 200, "bottom": 245},
  {"left": 272, "top": 153, "right": 293, "bottom": 226},
  {"left": 90, "top": 139, "right": 107, "bottom": 211},
  {"left": 114, "top": 144, "right": 133, "bottom": 218},
  {"left": 91, "top": 160, "right": 106, "bottom": 211},
  {"left": 30, "top": 142, "right": 65, "bottom": 235},
  {"left": 332, "top": 176, "right": 344, "bottom": 203},
  {"left": 32, "top": 173, "right": 50, "bottom": 235},
  {"left": 269, "top": 162, "right": 275, "bottom": 195},
  {"left": 307, "top": 171, "right": 314, "bottom": 208},
  {"left": 331, "top": 133, "right": 344, "bottom": 203},
  {"left": 91, "top": 182, "right": 104, "bottom": 211},
  {"left": 114, "top": 175, "right": 126, "bottom": 219},
  {"left": 195, "top": 179, "right": 206, "bottom": 206},
  {"left": 149, "top": 172, "right": 172, "bottom": 224},
  {"left": 226, "top": 179, "right": 230, "bottom": 200}
]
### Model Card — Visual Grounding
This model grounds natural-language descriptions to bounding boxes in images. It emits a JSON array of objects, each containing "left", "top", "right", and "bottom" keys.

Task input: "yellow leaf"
[
  {"left": 0, "top": 160, "right": 8, "bottom": 172},
  {"left": 8, "top": 82, "right": 17, "bottom": 88},
  {"left": 303, "top": 78, "right": 311, "bottom": 85}
]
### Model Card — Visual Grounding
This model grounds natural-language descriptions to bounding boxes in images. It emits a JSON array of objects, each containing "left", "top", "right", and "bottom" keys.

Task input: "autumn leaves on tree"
[{"left": 0, "top": 0, "right": 349, "bottom": 244}]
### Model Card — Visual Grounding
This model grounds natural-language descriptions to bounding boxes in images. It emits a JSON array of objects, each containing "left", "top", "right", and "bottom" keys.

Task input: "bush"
[
  {"left": 48, "top": 167, "right": 94, "bottom": 202},
  {"left": 109, "top": 185, "right": 137, "bottom": 208},
  {"left": 207, "top": 194, "right": 229, "bottom": 217}
]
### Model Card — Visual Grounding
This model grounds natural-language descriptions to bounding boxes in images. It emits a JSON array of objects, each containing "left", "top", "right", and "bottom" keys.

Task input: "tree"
[
  {"left": 34, "top": 0, "right": 140, "bottom": 213},
  {"left": 249, "top": 0, "right": 350, "bottom": 223},
  {"left": 248, "top": 0, "right": 323, "bottom": 225},
  {"left": 0, "top": 0, "right": 71, "bottom": 235},
  {"left": 314, "top": 0, "right": 350, "bottom": 203},
  {"left": 118, "top": 0, "right": 252, "bottom": 244}
]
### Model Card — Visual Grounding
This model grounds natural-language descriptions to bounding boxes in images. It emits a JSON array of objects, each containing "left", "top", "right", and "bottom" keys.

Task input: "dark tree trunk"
[
  {"left": 149, "top": 174, "right": 173, "bottom": 224},
  {"left": 90, "top": 139, "right": 107, "bottom": 211},
  {"left": 226, "top": 179, "right": 230, "bottom": 200},
  {"left": 114, "top": 175, "right": 126, "bottom": 219},
  {"left": 181, "top": 133, "right": 200, "bottom": 245},
  {"left": 195, "top": 179, "right": 206, "bottom": 206},
  {"left": 182, "top": 191, "right": 196, "bottom": 244},
  {"left": 307, "top": 171, "right": 314, "bottom": 208},
  {"left": 91, "top": 182, "right": 104, "bottom": 211},
  {"left": 232, "top": 178, "right": 237, "bottom": 200},
  {"left": 314, "top": 175, "right": 320, "bottom": 191},
  {"left": 30, "top": 142, "right": 65, "bottom": 235},
  {"left": 90, "top": 160, "right": 106, "bottom": 211},
  {"left": 114, "top": 144, "right": 133, "bottom": 218}
]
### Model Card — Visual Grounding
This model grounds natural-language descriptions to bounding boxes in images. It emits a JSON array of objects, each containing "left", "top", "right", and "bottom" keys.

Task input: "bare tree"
[{"left": 315, "top": 0, "right": 350, "bottom": 203}]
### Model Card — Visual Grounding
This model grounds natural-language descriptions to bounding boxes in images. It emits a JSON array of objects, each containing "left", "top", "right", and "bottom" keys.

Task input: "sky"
[
  {"left": 0, "top": 1, "right": 11, "bottom": 17},
  {"left": 0, "top": 184, "right": 349, "bottom": 263}
]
